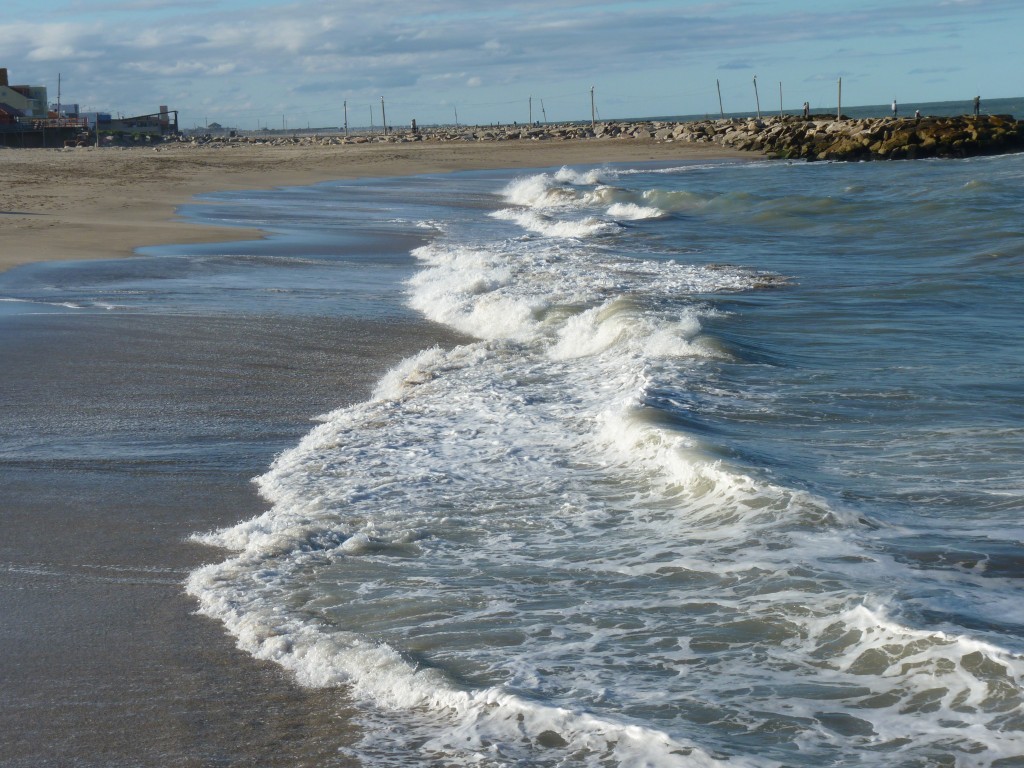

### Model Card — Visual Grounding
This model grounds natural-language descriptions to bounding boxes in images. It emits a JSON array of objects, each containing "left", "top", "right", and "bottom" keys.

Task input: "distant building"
[
  {"left": 1, "top": 67, "right": 177, "bottom": 146},
  {"left": 81, "top": 112, "right": 111, "bottom": 129},
  {"left": 0, "top": 68, "right": 48, "bottom": 119},
  {"left": 50, "top": 102, "right": 80, "bottom": 118}
]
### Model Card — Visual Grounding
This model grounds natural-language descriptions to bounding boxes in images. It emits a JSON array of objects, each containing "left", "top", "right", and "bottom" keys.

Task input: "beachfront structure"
[
  {"left": 0, "top": 66, "right": 90, "bottom": 147},
  {"left": 103, "top": 107, "right": 179, "bottom": 135},
  {"left": 0, "top": 68, "right": 47, "bottom": 120}
]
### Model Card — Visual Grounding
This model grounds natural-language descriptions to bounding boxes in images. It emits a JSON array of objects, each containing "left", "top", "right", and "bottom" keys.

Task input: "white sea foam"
[
  {"left": 0, "top": 297, "right": 121, "bottom": 311},
  {"left": 554, "top": 166, "right": 610, "bottom": 186},
  {"left": 490, "top": 207, "right": 619, "bottom": 238},
  {"left": 500, "top": 172, "right": 583, "bottom": 209},
  {"left": 188, "top": 555, "right": 747, "bottom": 766},
  {"left": 607, "top": 201, "right": 666, "bottom": 220}
]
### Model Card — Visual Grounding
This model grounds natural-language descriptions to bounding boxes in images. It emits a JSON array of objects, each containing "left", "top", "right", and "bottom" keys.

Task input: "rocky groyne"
[
  {"left": 160, "top": 113, "right": 1022, "bottom": 162},
  {"left": 670, "top": 113, "right": 1024, "bottom": 161}
]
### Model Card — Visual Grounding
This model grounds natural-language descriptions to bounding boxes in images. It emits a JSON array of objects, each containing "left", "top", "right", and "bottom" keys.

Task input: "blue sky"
[{"left": 3, "top": 0, "right": 1021, "bottom": 129}]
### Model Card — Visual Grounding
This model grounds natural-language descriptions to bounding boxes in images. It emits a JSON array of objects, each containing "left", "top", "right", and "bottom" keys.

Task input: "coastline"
[
  {"left": 0, "top": 139, "right": 745, "bottom": 275},
  {"left": 1, "top": 138, "right": 744, "bottom": 766}
]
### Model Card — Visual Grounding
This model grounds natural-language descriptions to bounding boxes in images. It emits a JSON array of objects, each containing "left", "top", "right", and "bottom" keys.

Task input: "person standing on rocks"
[
  {"left": 892, "top": 99, "right": 898, "bottom": 118},
  {"left": 973, "top": 96, "right": 981, "bottom": 116}
]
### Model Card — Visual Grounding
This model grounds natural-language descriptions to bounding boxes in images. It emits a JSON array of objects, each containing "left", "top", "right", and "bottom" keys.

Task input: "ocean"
[{"left": 5, "top": 151, "right": 1023, "bottom": 766}]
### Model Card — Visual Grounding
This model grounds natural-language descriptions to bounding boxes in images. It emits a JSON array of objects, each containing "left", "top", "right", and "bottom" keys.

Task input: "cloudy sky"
[{"left": 3, "top": 0, "right": 1021, "bottom": 129}]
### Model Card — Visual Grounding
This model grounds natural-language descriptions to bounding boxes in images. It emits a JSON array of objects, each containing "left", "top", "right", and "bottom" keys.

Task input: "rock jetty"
[
  {"left": 670, "top": 113, "right": 1024, "bottom": 161},
  {"left": 164, "top": 113, "right": 1022, "bottom": 162}
]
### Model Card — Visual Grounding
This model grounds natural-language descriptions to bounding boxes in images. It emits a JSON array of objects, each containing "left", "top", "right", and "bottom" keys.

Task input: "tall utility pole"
[
  {"left": 716, "top": 79, "right": 725, "bottom": 118},
  {"left": 381, "top": 96, "right": 387, "bottom": 135},
  {"left": 590, "top": 86, "right": 596, "bottom": 127},
  {"left": 541, "top": 99, "right": 547, "bottom": 123},
  {"left": 343, "top": 100, "right": 348, "bottom": 135},
  {"left": 454, "top": 105, "right": 459, "bottom": 128},
  {"left": 529, "top": 96, "right": 532, "bottom": 126},
  {"left": 56, "top": 72, "right": 61, "bottom": 117},
  {"left": 837, "top": 77, "right": 843, "bottom": 120},
  {"left": 753, "top": 75, "right": 761, "bottom": 119},
  {"left": 779, "top": 81, "right": 784, "bottom": 116}
]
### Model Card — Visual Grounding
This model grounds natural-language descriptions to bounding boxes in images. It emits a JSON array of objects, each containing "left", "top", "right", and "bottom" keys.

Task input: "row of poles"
[
  {"left": 344, "top": 95, "right": 569, "bottom": 135},
  {"left": 340, "top": 92, "right": 588, "bottom": 135},
  {"left": 317, "top": 78, "right": 846, "bottom": 135},
  {"left": 723, "top": 76, "right": 843, "bottom": 120},
  {"left": 340, "top": 97, "right": 389, "bottom": 135}
]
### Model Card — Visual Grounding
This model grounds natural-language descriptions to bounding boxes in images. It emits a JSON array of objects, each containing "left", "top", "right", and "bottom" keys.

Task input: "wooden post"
[
  {"left": 381, "top": 96, "right": 387, "bottom": 135},
  {"left": 779, "top": 81, "right": 783, "bottom": 116},
  {"left": 541, "top": 99, "right": 547, "bottom": 123},
  {"left": 590, "top": 86, "right": 595, "bottom": 127},
  {"left": 837, "top": 77, "right": 842, "bottom": 120},
  {"left": 454, "top": 106, "right": 458, "bottom": 128},
  {"left": 344, "top": 100, "right": 348, "bottom": 135},
  {"left": 717, "top": 79, "right": 724, "bottom": 118},
  {"left": 529, "top": 96, "right": 532, "bottom": 126},
  {"left": 753, "top": 75, "right": 761, "bottom": 119}
]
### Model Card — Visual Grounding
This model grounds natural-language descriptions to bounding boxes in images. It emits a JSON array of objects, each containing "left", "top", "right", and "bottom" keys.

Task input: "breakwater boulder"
[{"left": 670, "top": 114, "right": 1024, "bottom": 161}]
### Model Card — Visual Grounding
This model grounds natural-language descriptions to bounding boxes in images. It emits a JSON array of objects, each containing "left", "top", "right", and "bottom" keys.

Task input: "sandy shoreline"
[{"left": 1, "top": 139, "right": 745, "bottom": 274}]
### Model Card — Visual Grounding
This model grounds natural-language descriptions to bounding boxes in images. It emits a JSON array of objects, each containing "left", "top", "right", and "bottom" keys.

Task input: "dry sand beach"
[{"left": 1, "top": 138, "right": 745, "bottom": 767}]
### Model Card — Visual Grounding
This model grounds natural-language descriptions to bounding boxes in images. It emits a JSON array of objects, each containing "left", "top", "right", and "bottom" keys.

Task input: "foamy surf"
[
  {"left": 188, "top": 157, "right": 1024, "bottom": 766},
  {"left": 187, "top": 556, "right": 745, "bottom": 766}
]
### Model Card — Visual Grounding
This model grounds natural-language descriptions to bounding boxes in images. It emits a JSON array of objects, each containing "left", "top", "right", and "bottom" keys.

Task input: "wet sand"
[
  {"left": 0, "top": 312, "right": 471, "bottom": 767},
  {"left": 0, "top": 138, "right": 745, "bottom": 766}
]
